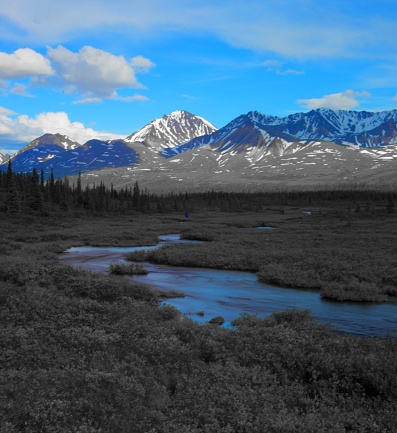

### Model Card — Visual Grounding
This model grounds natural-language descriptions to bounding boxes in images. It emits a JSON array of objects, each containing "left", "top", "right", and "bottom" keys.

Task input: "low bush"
[
  {"left": 321, "top": 279, "right": 388, "bottom": 302},
  {"left": 48, "top": 265, "right": 157, "bottom": 303},
  {"left": 108, "top": 262, "right": 149, "bottom": 275},
  {"left": 124, "top": 250, "right": 148, "bottom": 262}
]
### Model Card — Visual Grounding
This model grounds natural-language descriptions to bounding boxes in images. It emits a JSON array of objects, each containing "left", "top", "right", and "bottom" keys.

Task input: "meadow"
[{"left": 1, "top": 191, "right": 397, "bottom": 432}]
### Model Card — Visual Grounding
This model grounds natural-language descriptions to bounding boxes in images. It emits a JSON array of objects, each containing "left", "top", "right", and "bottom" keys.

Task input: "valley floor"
[{"left": 1, "top": 198, "right": 396, "bottom": 432}]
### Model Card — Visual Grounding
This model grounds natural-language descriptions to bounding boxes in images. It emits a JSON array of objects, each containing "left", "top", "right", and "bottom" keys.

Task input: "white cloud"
[
  {"left": 0, "top": 48, "right": 53, "bottom": 79},
  {"left": 130, "top": 56, "right": 156, "bottom": 73},
  {"left": 394, "top": 94, "right": 397, "bottom": 102},
  {"left": 1, "top": 1, "right": 396, "bottom": 60},
  {"left": 0, "top": 107, "right": 125, "bottom": 151},
  {"left": 47, "top": 45, "right": 153, "bottom": 99},
  {"left": 116, "top": 95, "right": 149, "bottom": 102},
  {"left": 262, "top": 59, "right": 304, "bottom": 76},
  {"left": 10, "top": 83, "right": 34, "bottom": 97},
  {"left": 73, "top": 97, "right": 103, "bottom": 105},
  {"left": 297, "top": 90, "right": 371, "bottom": 110},
  {"left": 0, "top": 45, "right": 154, "bottom": 101},
  {"left": 0, "top": 108, "right": 16, "bottom": 136},
  {"left": 73, "top": 94, "right": 149, "bottom": 104},
  {"left": 0, "top": 107, "right": 16, "bottom": 116}
]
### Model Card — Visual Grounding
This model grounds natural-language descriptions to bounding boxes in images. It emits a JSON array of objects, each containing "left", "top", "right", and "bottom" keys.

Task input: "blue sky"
[{"left": 1, "top": 0, "right": 397, "bottom": 154}]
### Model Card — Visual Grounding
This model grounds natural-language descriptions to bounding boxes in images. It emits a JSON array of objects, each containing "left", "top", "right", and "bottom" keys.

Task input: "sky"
[{"left": 1, "top": 0, "right": 397, "bottom": 155}]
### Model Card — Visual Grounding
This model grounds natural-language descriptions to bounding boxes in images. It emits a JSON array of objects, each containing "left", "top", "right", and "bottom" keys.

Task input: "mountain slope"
[
  {"left": 247, "top": 109, "right": 397, "bottom": 147},
  {"left": 0, "top": 111, "right": 217, "bottom": 177},
  {"left": 2, "top": 108, "right": 397, "bottom": 189},
  {"left": 16, "top": 133, "right": 81, "bottom": 155},
  {"left": 169, "top": 109, "right": 397, "bottom": 156},
  {"left": 125, "top": 110, "right": 217, "bottom": 152},
  {"left": 0, "top": 153, "right": 9, "bottom": 165},
  {"left": 2, "top": 135, "right": 139, "bottom": 178},
  {"left": 81, "top": 138, "right": 397, "bottom": 192}
]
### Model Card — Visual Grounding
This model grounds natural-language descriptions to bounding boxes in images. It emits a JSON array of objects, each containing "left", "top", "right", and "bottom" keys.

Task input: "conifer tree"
[
  {"left": 5, "top": 161, "right": 21, "bottom": 213},
  {"left": 28, "top": 168, "right": 44, "bottom": 212},
  {"left": 132, "top": 181, "right": 140, "bottom": 208}
]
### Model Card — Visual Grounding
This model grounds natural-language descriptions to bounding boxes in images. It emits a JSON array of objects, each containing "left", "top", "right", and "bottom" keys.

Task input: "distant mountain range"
[
  {"left": 0, "top": 111, "right": 217, "bottom": 177},
  {"left": 1, "top": 108, "right": 397, "bottom": 190}
]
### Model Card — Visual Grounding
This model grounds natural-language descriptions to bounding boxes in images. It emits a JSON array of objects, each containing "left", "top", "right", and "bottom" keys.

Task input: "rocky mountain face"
[
  {"left": 0, "top": 153, "right": 9, "bottom": 165},
  {"left": 168, "top": 109, "right": 397, "bottom": 156},
  {"left": 0, "top": 111, "right": 217, "bottom": 178},
  {"left": 17, "top": 133, "right": 81, "bottom": 154},
  {"left": 273, "top": 108, "right": 397, "bottom": 146},
  {"left": 125, "top": 110, "right": 217, "bottom": 152},
  {"left": 84, "top": 137, "right": 397, "bottom": 192},
  {"left": 2, "top": 136, "right": 139, "bottom": 177},
  {"left": 1, "top": 108, "right": 397, "bottom": 189}
]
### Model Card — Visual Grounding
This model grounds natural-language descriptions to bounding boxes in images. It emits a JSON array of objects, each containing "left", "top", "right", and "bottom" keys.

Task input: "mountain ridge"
[
  {"left": 1, "top": 108, "right": 397, "bottom": 189},
  {"left": 0, "top": 110, "right": 215, "bottom": 177},
  {"left": 166, "top": 108, "right": 397, "bottom": 157}
]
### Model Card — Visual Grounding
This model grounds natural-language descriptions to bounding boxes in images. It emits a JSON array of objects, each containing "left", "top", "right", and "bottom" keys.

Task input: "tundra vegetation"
[
  {"left": 108, "top": 261, "right": 149, "bottom": 275},
  {"left": 0, "top": 167, "right": 397, "bottom": 431}
]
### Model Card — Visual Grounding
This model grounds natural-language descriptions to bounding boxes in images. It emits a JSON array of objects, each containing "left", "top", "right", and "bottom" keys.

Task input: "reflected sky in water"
[{"left": 60, "top": 235, "right": 397, "bottom": 337}]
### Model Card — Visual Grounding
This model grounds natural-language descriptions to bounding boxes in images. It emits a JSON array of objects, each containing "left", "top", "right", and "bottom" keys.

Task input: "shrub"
[
  {"left": 108, "top": 262, "right": 149, "bottom": 275},
  {"left": 124, "top": 250, "right": 148, "bottom": 262},
  {"left": 48, "top": 265, "right": 157, "bottom": 302},
  {"left": 321, "top": 279, "right": 388, "bottom": 302}
]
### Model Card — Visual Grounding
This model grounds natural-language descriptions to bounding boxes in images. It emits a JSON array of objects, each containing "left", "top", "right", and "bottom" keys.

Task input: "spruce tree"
[
  {"left": 132, "top": 181, "right": 140, "bottom": 208},
  {"left": 5, "top": 161, "right": 21, "bottom": 214},
  {"left": 28, "top": 168, "right": 44, "bottom": 212}
]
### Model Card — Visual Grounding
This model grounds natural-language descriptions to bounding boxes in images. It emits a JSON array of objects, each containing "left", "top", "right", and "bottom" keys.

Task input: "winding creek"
[{"left": 59, "top": 234, "right": 397, "bottom": 337}]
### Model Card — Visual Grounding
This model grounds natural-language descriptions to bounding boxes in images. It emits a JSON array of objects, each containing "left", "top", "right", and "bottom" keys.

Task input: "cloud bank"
[
  {"left": 0, "top": 107, "right": 125, "bottom": 154},
  {"left": 47, "top": 46, "right": 149, "bottom": 98},
  {"left": 0, "top": 48, "right": 53, "bottom": 79},
  {"left": 0, "top": 45, "right": 155, "bottom": 102},
  {"left": 1, "top": 1, "right": 396, "bottom": 60}
]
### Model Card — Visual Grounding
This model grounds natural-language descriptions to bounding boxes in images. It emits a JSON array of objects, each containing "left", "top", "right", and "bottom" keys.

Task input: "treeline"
[{"left": 0, "top": 161, "right": 395, "bottom": 214}]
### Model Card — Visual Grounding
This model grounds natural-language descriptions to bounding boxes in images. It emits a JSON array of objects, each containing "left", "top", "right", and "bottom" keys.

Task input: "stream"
[{"left": 59, "top": 234, "right": 397, "bottom": 337}]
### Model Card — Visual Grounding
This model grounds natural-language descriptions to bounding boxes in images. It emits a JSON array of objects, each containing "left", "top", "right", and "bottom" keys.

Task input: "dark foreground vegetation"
[
  {"left": 1, "top": 167, "right": 397, "bottom": 431},
  {"left": 108, "top": 262, "right": 149, "bottom": 276}
]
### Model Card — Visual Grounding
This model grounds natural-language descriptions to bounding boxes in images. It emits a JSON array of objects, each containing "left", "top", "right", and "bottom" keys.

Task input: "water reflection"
[{"left": 60, "top": 235, "right": 397, "bottom": 337}]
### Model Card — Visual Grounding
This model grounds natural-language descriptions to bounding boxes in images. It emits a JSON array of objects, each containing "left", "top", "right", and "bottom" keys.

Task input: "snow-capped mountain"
[
  {"left": 0, "top": 153, "right": 9, "bottom": 165},
  {"left": 0, "top": 111, "right": 216, "bottom": 178},
  {"left": 166, "top": 109, "right": 397, "bottom": 156},
  {"left": 3, "top": 135, "right": 139, "bottom": 177},
  {"left": 1, "top": 108, "right": 397, "bottom": 189},
  {"left": 17, "top": 133, "right": 81, "bottom": 155},
  {"left": 164, "top": 112, "right": 299, "bottom": 157},
  {"left": 125, "top": 110, "right": 217, "bottom": 152},
  {"left": 83, "top": 138, "right": 397, "bottom": 192},
  {"left": 81, "top": 109, "right": 397, "bottom": 191},
  {"left": 244, "top": 109, "right": 397, "bottom": 147}
]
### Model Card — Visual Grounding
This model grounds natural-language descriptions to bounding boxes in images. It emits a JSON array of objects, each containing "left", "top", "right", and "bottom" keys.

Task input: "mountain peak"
[
  {"left": 166, "top": 109, "right": 190, "bottom": 117},
  {"left": 124, "top": 110, "right": 217, "bottom": 150},
  {"left": 16, "top": 133, "right": 81, "bottom": 155}
]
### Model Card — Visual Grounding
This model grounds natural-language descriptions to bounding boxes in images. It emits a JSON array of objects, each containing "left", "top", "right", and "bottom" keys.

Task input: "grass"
[
  {"left": 0, "top": 195, "right": 396, "bottom": 431},
  {"left": 124, "top": 208, "right": 397, "bottom": 303}
]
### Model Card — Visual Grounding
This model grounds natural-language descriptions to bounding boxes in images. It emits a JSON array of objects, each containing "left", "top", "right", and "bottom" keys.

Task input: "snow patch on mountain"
[
  {"left": 125, "top": 110, "right": 217, "bottom": 151},
  {"left": 245, "top": 108, "right": 397, "bottom": 147},
  {"left": 0, "top": 153, "right": 9, "bottom": 164}
]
